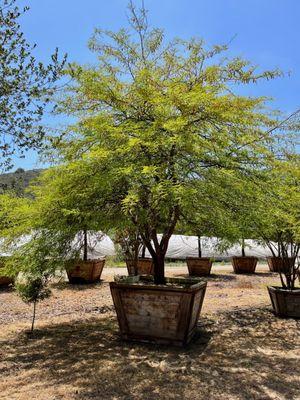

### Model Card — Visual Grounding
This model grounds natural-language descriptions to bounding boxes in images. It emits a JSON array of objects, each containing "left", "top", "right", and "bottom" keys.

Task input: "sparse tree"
[
  {"left": 0, "top": 0, "right": 66, "bottom": 169},
  {"left": 15, "top": 274, "right": 51, "bottom": 333}
]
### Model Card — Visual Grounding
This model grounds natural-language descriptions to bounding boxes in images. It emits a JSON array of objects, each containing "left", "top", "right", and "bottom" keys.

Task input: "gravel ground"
[{"left": 0, "top": 263, "right": 299, "bottom": 400}]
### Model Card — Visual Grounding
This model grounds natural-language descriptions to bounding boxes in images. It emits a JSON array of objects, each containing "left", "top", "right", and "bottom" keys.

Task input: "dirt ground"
[{"left": 0, "top": 263, "right": 299, "bottom": 400}]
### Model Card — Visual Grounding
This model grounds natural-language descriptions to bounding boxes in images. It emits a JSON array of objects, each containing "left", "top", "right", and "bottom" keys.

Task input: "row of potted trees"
[{"left": 1, "top": 233, "right": 298, "bottom": 286}]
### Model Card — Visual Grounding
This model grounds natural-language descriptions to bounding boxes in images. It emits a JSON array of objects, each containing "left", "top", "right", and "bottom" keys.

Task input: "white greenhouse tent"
[
  {"left": 69, "top": 234, "right": 273, "bottom": 260},
  {"left": 0, "top": 233, "right": 273, "bottom": 260}
]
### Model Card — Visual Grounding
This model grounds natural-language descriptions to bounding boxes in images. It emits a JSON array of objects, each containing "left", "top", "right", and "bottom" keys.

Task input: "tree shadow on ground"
[
  {"left": 173, "top": 273, "right": 237, "bottom": 282},
  {"left": 50, "top": 280, "right": 106, "bottom": 291},
  {"left": 1, "top": 307, "right": 299, "bottom": 400},
  {"left": 0, "top": 315, "right": 211, "bottom": 400},
  {"left": 254, "top": 271, "right": 278, "bottom": 277},
  {"left": 225, "top": 271, "right": 277, "bottom": 279},
  {"left": 0, "top": 284, "right": 14, "bottom": 294}
]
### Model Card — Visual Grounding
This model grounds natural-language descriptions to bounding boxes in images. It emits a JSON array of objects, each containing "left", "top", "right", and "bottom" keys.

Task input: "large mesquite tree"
[{"left": 53, "top": 2, "right": 289, "bottom": 284}]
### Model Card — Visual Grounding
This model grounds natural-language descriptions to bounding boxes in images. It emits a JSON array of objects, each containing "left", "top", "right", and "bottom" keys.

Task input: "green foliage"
[
  {"left": 254, "top": 158, "right": 299, "bottom": 255},
  {"left": 0, "top": 0, "right": 66, "bottom": 170},
  {"left": 0, "top": 163, "right": 108, "bottom": 279},
  {"left": 15, "top": 275, "right": 51, "bottom": 305},
  {"left": 0, "top": 193, "right": 31, "bottom": 238}
]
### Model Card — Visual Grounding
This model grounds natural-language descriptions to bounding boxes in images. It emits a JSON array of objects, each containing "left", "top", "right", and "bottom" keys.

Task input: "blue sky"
[{"left": 13, "top": 0, "right": 300, "bottom": 169}]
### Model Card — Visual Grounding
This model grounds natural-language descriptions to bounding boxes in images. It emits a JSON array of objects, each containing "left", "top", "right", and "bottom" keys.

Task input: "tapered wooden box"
[
  {"left": 0, "top": 275, "right": 13, "bottom": 286},
  {"left": 0, "top": 264, "right": 13, "bottom": 286},
  {"left": 66, "top": 259, "right": 105, "bottom": 284},
  {"left": 186, "top": 257, "right": 212, "bottom": 276},
  {"left": 110, "top": 277, "right": 207, "bottom": 346},
  {"left": 126, "top": 258, "right": 154, "bottom": 276},
  {"left": 267, "top": 257, "right": 295, "bottom": 273},
  {"left": 232, "top": 256, "right": 258, "bottom": 274},
  {"left": 268, "top": 286, "right": 300, "bottom": 318}
]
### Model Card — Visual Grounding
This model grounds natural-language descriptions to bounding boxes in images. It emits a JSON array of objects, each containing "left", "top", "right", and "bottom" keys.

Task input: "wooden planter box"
[
  {"left": 267, "top": 257, "right": 295, "bottom": 273},
  {"left": 0, "top": 265, "right": 13, "bottom": 286},
  {"left": 0, "top": 275, "right": 13, "bottom": 286},
  {"left": 66, "top": 259, "right": 105, "bottom": 284},
  {"left": 110, "top": 277, "right": 207, "bottom": 346},
  {"left": 268, "top": 286, "right": 300, "bottom": 318},
  {"left": 126, "top": 258, "right": 154, "bottom": 276},
  {"left": 232, "top": 256, "right": 258, "bottom": 274},
  {"left": 186, "top": 257, "right": 212, "bottom": 276}
]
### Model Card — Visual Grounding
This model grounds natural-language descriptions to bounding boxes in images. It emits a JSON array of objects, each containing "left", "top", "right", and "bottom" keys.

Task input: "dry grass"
[{"left": 0, "top": 265, "right": 299, "bottom": 400}]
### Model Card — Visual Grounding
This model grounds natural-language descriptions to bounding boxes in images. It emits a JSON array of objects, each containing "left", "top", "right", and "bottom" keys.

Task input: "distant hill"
[{"left": 0, "top": 168, "right": 42, "bottom": 195}]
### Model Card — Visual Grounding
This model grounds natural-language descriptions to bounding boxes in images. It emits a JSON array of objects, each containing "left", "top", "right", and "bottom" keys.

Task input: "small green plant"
[{"left": 15, "top": 275, "right": 51, "bottom": 333}]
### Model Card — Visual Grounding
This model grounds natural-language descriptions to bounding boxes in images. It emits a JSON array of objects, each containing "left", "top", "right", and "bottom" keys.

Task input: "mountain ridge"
[{"left": 0, "top": 168, "right": 43, "bottom": 195}]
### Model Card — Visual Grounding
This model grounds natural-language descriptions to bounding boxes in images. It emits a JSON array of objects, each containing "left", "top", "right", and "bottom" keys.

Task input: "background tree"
[
  {"left": 252, "top": 157, "right": 300, "bottom": 260},
  {"left": 113, "top": 225, "right": 143, "bottom": 274},
  {"left": 2, "top": 162, "right": 109, "bottom": 257},
  {"left": 219, "top": 155, "right": 300, "bottom": 287},
  {"left": 177, "top": 169, "right": 251, "bottom": 257},
  {"left": 0, "top": 168, "right": 41, "bottom": 195},
  {"left": 0, "top": 0, "right": 66, "bottom": 170}
]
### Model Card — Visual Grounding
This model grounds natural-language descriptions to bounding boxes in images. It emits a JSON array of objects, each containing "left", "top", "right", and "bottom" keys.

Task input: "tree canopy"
[{"left": 55, "top": 2, "right": 293, "bottom": 283}]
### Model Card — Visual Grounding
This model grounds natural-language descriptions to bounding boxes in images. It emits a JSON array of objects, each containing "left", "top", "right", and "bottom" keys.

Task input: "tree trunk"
[
  {"left": 141, "top": 245, "right": 146, "bottom": 259},
  {"left": 31, "top": 301, "right": 37, "bottom": 333},
  {"left": 83, "top": 229, "right": 88, "bottom": 262},
  {"left": 277, "top": 232, "right": 282, "bottom": 257},
  {"left": 241, "top": 238, "right": 246, "bottom": 257},
  {"left": 197, "top": 235, "right": 202, "bottom": 258},
  {"left": 266, "top": 240, "right": 276, "bottom": 257},
  {"left": 153, "top": 253, "right": 165, "bottom": 285},
  {"left": 140, "top": 208, "right": 179, "bottom": 286},
  {"left": 133, "top": 239, "right": 140, "bottom": 276}
]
